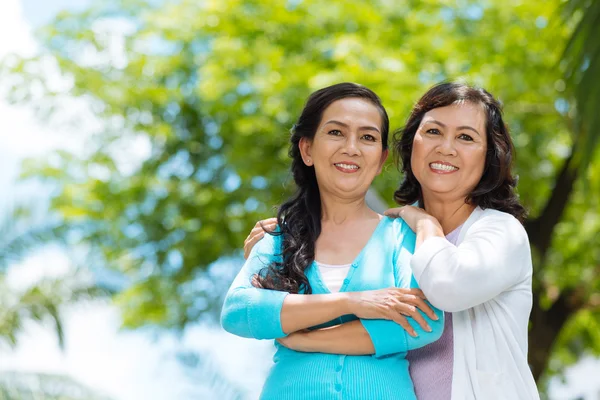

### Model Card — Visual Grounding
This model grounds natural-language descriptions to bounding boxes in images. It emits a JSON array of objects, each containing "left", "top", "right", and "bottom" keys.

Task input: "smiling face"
[
  {"left": 411, "top": 102, "right": 487, "bottom": 201},
  {"left": 299, "top": 97, "right": 388, "bottom": 199}
]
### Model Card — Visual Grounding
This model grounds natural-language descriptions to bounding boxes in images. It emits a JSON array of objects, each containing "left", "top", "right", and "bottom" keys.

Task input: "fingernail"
[
  {"left": 412, "top": 331, "right": 418, "bottom": 337},
  {"left": 426, "top": 326, "right": 432, "bottom": 332},
  {"left": 432, "top": 315, "right": 439, "bottom": 320}
]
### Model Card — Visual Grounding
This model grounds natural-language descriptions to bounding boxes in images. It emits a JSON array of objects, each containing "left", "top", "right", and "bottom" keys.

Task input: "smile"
[
  {"left": 334, "top": 163, "right": 360, "bottom": 172},
  {"left": 429, "top": 162, "right": 459, "bottom": 172}
]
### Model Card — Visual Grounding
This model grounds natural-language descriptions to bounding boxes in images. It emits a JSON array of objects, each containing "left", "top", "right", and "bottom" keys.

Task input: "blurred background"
[{"left": 0, "top": 0, "right": 599, "bottom": 399}]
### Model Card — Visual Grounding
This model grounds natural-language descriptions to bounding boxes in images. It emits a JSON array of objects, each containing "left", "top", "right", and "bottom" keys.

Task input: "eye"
[
  {"left": 327, "top": 129, "right": 342, "bottom": 136},
  {"left": 362, "top": 134, "right": 377, "bottom": 142},
  {"left": 458, "top": 133, "right": 474, "bottom": 141},
  {"left": 426, "top": 128, "right": 441, "bottom": 135}
]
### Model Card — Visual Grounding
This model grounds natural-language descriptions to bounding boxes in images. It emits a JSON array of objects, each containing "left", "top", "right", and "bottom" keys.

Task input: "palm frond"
[
  {"left": 0, "top": 272, "right": 111, "bottom": 350},
  {"left": 562, "top": 0, "right": 600, "bottom": 170},
  {"left": 0, "top": 204, "right": 65, "bottom": 272}
]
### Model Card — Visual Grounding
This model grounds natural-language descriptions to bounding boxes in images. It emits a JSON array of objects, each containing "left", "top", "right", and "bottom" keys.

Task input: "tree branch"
[{"left": 525, "top": 150, "right": 578, "bottom": 260}]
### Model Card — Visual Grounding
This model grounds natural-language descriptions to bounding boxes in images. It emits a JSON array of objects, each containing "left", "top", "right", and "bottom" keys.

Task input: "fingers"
[
  {"left": 250, "top": 219, "right": 277, "bottom": 236},
  {"left": 391, "top": 301, "right": 432, "bottom": 333},
  {"left": 392, "top": 288, "right": 426, "bottom": 299},
  {"left": 383, "top": 207, "right": 405, "bottom": 218},
  {"left": 409, "top": 309, "right": 432, "bottom": 332},
  {"left": 243, "top": 232, "right": 266, "bottom": 259},
  {"left": 259, "top": 218, "right": 278, "bottom": 231},
  {"left": 408, "top": 288, "right": 426, "bottom": 300},
  {"left": 390, "top": 288, "right": 436, "bottom": 316},
  {"left": 388, "top": 290, "right": 436, "bottom": 332},
  {"left": 388, "top": 313, "right": 417, "bottom": 337},
  {"left": 243, "top": 218, "right": 278, "bottom": 259},
  {"left": 396, "top": 289, "right": 437, "bottom": 320},
  {"left": 412, "top": 297, "right": 438, "bottom": 321}
]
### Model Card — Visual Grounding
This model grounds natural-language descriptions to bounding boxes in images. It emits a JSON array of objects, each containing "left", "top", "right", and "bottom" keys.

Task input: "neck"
[
  {"left": 320, "top": 191, "right": 377, "bottom": 225},
  {"left": 422, "top": 194, "right": 475, "bottom": 234}
]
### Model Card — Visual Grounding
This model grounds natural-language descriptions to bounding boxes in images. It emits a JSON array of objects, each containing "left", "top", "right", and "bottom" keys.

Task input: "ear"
[
  {"left": 299, "top": 137, "right": 313, "bottom": 166},
  {"left": 376, "top": 149, "right": 389, "bottom": 175}
]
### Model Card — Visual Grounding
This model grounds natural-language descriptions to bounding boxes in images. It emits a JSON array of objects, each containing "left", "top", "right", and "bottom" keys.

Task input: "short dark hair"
[{"left": 393, "top": 81, "right": 527, "bottom": 222}]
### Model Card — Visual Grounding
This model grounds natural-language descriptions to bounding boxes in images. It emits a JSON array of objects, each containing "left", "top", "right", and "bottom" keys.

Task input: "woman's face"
[
  {"left": 411, "top": 102, "right": 487, "bottom": 202},
  {"left": 300, "top": 98, "right": 388, "bottom": 199}
]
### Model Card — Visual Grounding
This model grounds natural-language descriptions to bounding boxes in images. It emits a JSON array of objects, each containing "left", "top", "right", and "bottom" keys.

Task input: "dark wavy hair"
[
  {"left": 393, "top": 82, "right": 527, "bottom": 222},
  {"left": 253, "top": 82, "right": 389, "bottom": 294}
]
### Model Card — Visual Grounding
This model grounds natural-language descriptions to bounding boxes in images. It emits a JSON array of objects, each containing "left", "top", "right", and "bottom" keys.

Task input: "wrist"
[
  {"left": 417, "top": 217, "right": 443, "bottom": 235},
  {"left": 338, "top": 292, "right": 355, "bottom": 315},
  {"left": 299, "top": 330, "right": 318, "bottom": 352}
]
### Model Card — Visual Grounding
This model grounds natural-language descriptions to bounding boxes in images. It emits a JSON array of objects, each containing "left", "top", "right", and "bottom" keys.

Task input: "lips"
[
  {"left": 334, "top": 162, "right": 360, "bottom": 173},
  {"left": 429, "top": 162, "right": 459, "bottom": 172}
]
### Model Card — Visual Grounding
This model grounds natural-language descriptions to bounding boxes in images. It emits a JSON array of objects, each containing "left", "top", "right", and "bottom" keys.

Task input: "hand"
[
  {"left": 276, "top": 330, "right": 313, "bottom": 352},
  {"left": 347, "top": 288, "right": 437, "bottom": 337},
  {"left": 384, "top": 205, "right": 439, "bottom": 233},
  {"left": 243, "top": 218, "right": 277, "bottom": 259}
]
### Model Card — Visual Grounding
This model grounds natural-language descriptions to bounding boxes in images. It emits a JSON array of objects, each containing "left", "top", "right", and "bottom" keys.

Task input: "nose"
[
  {"left": 436, "top": 137, "right": 457, "bottom": 157},
  {"left": 341, "top": 135, "right": 361, "bottom": 156}
]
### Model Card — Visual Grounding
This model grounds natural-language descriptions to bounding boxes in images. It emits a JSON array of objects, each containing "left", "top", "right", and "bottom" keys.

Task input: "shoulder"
[
  {"left": 384, "top": 216, "right": 416, "bottom": 254},
  {"left": 465, "top": 208, "right": 529, "bottom": 246}
]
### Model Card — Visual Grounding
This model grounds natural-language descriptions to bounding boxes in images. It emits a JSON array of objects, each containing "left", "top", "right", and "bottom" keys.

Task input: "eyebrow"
[
  {"left": 323, "top": 120, "right": 381, "bottom": 133},
  {"left": 425, "top": 119, "right": 481, "bottom": 137}
]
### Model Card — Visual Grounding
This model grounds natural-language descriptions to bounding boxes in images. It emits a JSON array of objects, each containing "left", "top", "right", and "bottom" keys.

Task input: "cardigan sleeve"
[
  {"left": 220, "top": 232, "right": 289, "bottom": 339},
  {"left": 360, "top": 219, "right": 445, "bottom": 358},
  {"left": 411, "top": 211, "right": 532, "bottom": 312}
]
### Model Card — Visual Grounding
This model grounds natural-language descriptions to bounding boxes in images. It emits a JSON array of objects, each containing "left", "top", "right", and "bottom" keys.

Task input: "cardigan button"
[
  {"left": 334, "top": 384, "right": 342, "bottom": 392},
  {"left": 343, "top": 279, "right": 350, "bottom": 285}
]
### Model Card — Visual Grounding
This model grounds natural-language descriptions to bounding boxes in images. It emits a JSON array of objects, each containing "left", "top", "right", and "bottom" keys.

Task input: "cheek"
[
  {"left": 366, "top": 147, "right": 385, "bottom": 166},
  {"left": 410, "top": 137, "right": 426, "bottom": 171},
  {"left": 311, "top": 140, "right": 333, "bottom": 160},
  {"left": 467, "top": 150, "right": 487, "bottom": 180}
]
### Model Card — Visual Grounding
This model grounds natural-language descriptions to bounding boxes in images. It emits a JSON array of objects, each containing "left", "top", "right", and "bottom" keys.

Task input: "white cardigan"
[{"left": 411, "top": 207, "right": 540, "bottom": 400}]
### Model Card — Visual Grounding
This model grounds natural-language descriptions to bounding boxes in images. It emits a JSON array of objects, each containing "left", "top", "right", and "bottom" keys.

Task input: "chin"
[
  {"left": 423, "top": 186, "right": 461, "bottom": 196},
  {"left": 333, "top": 184, "right": 368, "bottom": 196}
]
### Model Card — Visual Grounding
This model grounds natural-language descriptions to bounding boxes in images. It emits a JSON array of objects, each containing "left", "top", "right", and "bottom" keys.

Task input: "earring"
[{"left": 306, "top": 158, "right": 312, "bottom": 165}]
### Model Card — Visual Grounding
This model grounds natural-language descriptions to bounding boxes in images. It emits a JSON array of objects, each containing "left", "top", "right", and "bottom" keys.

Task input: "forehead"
[
  {"left": 421, "top": 102, "right": 486, "bottom": 131},
  {"left": 320, "top": 98, "right": 382, "bottom": 127}
]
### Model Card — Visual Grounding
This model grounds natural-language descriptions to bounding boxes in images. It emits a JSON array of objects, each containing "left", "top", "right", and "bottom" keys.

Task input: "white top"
[
  {"left": 410, "top": 207, "right": 540, "bottom": 400},
  {"left": 316, "top": 262, "right": 351, "bottom": 293}
]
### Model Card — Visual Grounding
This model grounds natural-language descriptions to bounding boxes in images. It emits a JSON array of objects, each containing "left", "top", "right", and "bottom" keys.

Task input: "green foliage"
[
  {"left": 1, "top": 0, "right": 599, "bottom": 386},
  {"left": 562, "top": 0, "right": 600, "bottom": 170}
]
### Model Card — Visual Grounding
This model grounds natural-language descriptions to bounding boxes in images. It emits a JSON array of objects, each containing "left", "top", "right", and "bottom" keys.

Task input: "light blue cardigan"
[{"left": 221, "top": 216, "right": 444, "bottom": 400}]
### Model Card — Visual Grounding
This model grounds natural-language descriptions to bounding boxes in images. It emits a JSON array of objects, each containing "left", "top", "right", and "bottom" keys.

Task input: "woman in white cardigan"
[{"left": 242, "top": 82, "right": 539, "bottom": 399}]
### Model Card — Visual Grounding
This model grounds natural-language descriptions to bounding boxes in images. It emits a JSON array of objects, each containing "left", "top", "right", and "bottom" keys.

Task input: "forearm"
[
  {"left": 280, "top": 292, "right": 352, "bottom": 334},
  {"left": 297, "top": 320, "right": 375, "bottom": 355}
]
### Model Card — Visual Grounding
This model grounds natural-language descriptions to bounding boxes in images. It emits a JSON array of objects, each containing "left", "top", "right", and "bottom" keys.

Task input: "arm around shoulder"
[{"left": 411, "top": 211, "right": 532, "bottom": 312}]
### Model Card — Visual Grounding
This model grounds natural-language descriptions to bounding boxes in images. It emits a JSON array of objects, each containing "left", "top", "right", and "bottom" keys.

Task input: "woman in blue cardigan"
[{"left": 220, "top": 82, "right": 444, "bottom": 400}]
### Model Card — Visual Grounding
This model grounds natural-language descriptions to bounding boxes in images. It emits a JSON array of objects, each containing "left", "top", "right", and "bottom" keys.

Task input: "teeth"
[
  {"left": 430, "top": 162, "right": 458, "bottom": 171},
  {"left": 335, "top": 163, "right": 359, "bottom": 170}
]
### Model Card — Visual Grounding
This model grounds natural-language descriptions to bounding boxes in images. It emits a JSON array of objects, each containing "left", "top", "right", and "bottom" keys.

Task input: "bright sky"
[{"left": 0, "top": 1, "right": 598, "bottom": 399}]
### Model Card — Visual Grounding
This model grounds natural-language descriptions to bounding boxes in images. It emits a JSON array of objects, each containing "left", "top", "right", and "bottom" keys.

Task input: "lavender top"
[{"left": 406, "top": 225, "right": 462, "bottom": 400}]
